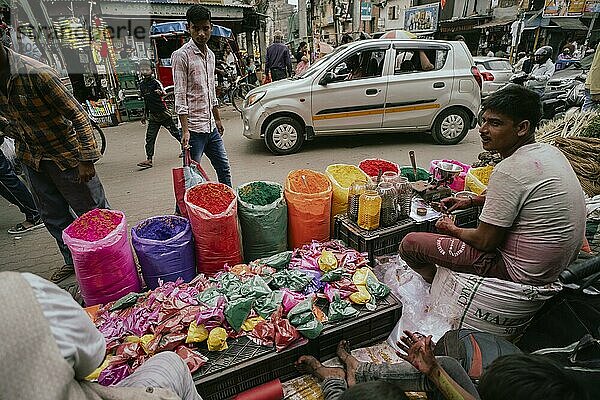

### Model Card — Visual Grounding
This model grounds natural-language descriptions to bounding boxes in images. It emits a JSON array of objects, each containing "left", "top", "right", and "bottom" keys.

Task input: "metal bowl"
[{"left": 436, "top": 162, "right": 463, "bottom": 181}]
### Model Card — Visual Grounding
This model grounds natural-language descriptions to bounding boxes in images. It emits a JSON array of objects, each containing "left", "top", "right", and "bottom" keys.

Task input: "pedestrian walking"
[
  {"left": 583, "top": 42, "right": 600, "bottom": 112},
  {"left": 0, "top": 136, "right": 43, "bottom": 233},
  {"left": 0, "top": 43, "right": 108, "bottom": 283},
  {"left": 172, "top": 5, "right": 232, "bottom": 187},
  {"left": 136, "top": 59, "right": 181, "bottom": 169},
  {"left": 265, "top": 30, "right": 292, "bottom": 82}
]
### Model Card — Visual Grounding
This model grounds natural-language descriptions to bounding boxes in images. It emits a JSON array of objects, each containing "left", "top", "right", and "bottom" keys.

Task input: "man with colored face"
[
  {"left": 399, "top": 85, "right": 585, "bottom": 286},
  {"left": 172, "top": 5, "right": 232, "bottom": 187}
]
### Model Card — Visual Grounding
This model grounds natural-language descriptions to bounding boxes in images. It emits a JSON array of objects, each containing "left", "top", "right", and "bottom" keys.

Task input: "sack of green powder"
[
  {"left": 237, "top": 181, "right": 288, "bottom": 262},
  {"left": 288, "top": 297, "right": 324, "bottom": 339}
]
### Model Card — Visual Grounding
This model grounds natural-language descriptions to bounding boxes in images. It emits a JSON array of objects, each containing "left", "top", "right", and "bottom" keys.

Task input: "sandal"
[
  {"left": 8, "top": 218, "right": 44, "bottom": 234},
  {"left": 51, "top": 264, "right": 75, "bottom": 283},
  {"left": 137, "top": 160, "right": 153, "bottom": 169}
]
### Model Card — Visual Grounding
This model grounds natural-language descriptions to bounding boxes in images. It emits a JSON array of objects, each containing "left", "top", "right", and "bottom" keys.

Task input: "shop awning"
[
  {"left": 475, "top": 17, "right": 516, "bottom": 29},
  {"left": 550, "top": 18, "right": 588, "bottom": 31}
]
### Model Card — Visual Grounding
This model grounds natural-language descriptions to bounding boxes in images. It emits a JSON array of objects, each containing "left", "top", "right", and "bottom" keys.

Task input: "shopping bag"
[{"left": 173, "top": 150, "right": 209, "bottom": 219}]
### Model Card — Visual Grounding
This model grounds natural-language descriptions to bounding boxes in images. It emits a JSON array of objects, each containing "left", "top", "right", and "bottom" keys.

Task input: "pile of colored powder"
[
  {"left": 135, "top": 216, "right": 188, "bottom": 241},
  {"left": 359, "top": 159, "right": 399, "bottom": 177},
  {"left": 65, "top": 209, "right": 122, "bottom": 241},
  {"left": 187, "top": 183, "right": 235, "bottom": 214},
  {"left": 238, "top": 182, "right": 281, "bottom": 206},
  {"left": 399, "top": 166, "right": 431, "bottom": 182},
  {"left": 327, "top": 165, "right": 367, "bottom": 188},
  {"left": 288, "top": 170, "right": 330, "bottom": 194}
]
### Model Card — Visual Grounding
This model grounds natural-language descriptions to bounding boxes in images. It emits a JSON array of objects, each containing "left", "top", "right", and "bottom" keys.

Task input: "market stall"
[{"left": 61, "top": 146, "right": 598, "bottom": 398}]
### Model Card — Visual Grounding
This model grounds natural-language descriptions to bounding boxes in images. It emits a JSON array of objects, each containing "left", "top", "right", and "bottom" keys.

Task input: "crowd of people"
[{"left": 0, "top": 5, "right": 598, "bottom": 399}]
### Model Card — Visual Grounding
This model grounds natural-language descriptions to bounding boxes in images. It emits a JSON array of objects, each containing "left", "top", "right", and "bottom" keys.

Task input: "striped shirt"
[
  {"left": 0, "top": 48, "right": 100, "bottom": 171},
  {"left": 172, "top": 39, "right": 217, "bottom": 133}
]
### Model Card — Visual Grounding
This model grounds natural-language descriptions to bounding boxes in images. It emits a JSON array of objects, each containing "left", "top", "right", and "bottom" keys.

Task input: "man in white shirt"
[
  {"left": 525, "top": 46, "right": 555, "bottom": 96},
  {"left": 399, "top": 85, "right": 585, "bottom": 286},
  {"left": 172, "top": 5, "right": 232, "bottom": 187}
]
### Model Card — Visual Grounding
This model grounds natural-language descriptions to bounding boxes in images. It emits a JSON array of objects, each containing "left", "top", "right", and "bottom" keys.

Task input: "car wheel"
[
  {"left": 432, "top": 108, "right": 470, "bottom": 145},
  {"left": 264, "top": 116, "right": 305, "bottom": 155}
]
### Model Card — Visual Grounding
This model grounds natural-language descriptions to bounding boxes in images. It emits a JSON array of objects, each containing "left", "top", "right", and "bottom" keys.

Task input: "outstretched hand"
[{"left": 396, "top": 330, "right": 438, "bottom": 376}]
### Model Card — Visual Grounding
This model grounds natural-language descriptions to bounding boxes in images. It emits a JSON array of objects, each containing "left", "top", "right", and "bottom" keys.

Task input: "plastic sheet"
[
  {"left": 207, "top": 327, "right": 229, "bottom": 351},
  {"left": 270, "top": 269, "right": 313, "bottom": 292},
  {"left": 284, "top": 169, "right": 332, "bottom": 249},
  {"left": 186, "top": 321, "right": 209, "bottom": 343},
  {"left": 328, "top": 293, "right": 359, "bottom": 322},
  {"left": 237, "top": 181, "right": 288, "bottom": 262},
  {"left": 256, "top": 251, "right": 293, "bottom": 270},
  {"left": 318, "top": 250, "right": 338, "bottom": 272},
  {"left": 175, "top": 345, "right": 208, "bottom": 373},
  {"left": 225, "top": 297, "right": 255, "bottom": 332},
  {"left": 287, "top": 298, "right": 324, "bottom": 339},
  {"left": 63, "top": 209, "right": 141, "bottom": 306},
  {"left": 185, "top": 183, "right": 243, "bottom": 276},
  {"left": 325, "top": 164, "right": 368, "bottom": 224},
  {"left": 132, "top": 215, "right": 196, "bottom": 290},
  {"left": 255, "top": 290, "right": 285, "bottom": 319}
]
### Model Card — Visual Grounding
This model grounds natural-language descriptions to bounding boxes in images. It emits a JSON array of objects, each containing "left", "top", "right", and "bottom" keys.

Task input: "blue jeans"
[
  {"left": 322, "top": 357, "right": 480, "bottom": 400},
  {"left": 25, "top": 161, "right": 108, "bottom": 266},
  {"left": 188, "top": 128, "right": 232, "bottom": 187},
  {"left": 0, "top": 149, "right": 40, "bottom": 222},
  {"left": 582, "top": 88, "right": 599, "bottom": 112}
]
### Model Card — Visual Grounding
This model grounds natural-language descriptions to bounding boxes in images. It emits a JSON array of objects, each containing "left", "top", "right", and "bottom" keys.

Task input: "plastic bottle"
[
  {"left": 377, "top": 182, "right": 398, "bottom": 227},
  {"left": 357, "top": 190, "right": 382, "bottom": 230},
  {"left": 348, "top": 179, "right": 367, "bottom": 222}
]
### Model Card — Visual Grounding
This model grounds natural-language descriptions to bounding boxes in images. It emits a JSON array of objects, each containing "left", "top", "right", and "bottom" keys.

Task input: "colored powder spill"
[
  {"left": 327, "top": 165, "right": 366, "bottom": 188},
  {"left": 135, "top": 216, "right": 187, "bottom": 241},
  {"left": 65, "top": 209, "right": 122, "bottom": 241},
  {"left": 288, "top": 170, "right": 330, "bottom": 194},
  {"left": 399, "top": 167, "right": 431, "bottom": 182},
  {"left": 188, "top": 183, "right": 235, "bottom": 215},
  {"left": 238, "top": 182, "right": 281, "bottom": 206},
  {"left": 359, "top": 159, "right": 399, "bottom": 177}
]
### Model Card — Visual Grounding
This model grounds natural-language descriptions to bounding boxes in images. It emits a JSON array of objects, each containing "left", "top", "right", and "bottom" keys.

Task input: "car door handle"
[
  {"left": 433, "top": 82, "right": 445, "bottom": 88},
  {"left": 366, "top": 88, "right": 379, "bottom": 95}
]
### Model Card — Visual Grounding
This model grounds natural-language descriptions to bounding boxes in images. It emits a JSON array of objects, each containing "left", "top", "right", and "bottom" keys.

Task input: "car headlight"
[{"left": 244, "top": 91, "right": 266, "bottom": 108}]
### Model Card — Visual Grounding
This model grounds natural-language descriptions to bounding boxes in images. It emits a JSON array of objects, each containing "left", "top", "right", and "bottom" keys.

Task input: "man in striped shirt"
[
  {"left": 0, "top": 43, "right": 108, "bottom": 283},
  {"left": 172, "top": 5, "right": 232, "bottom": 187}
]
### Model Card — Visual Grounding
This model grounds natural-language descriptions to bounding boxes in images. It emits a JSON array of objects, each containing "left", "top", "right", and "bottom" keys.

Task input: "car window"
[
  {"left": 329, "top": 48, "right": 386, "bottom": 82},
  {"left": 486, "top": 60, "right": 511, "bottom": 70},
  {"left": 394, "top": 48, "right": 447, "bottom": 74}
]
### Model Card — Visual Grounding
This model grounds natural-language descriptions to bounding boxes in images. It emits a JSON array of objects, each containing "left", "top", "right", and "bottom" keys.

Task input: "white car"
[
  {"left": 473, "top": 56, "right": 513, "bottom": 97},
  {"left": 242, "top": 39, "right": 481, "bottom": 155}
]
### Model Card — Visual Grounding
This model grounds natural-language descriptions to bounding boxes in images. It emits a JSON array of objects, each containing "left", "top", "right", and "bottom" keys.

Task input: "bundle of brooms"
[{"left": 536, "top": 111, "right": 600, "bottom": 197}]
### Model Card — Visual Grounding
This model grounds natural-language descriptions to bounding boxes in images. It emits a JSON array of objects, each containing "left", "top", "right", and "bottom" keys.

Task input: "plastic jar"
[
  {"left": 348, "top": 179, "right": 367, "bottom": 222},
  {"left": 396, "top": 177, "right": 412, "bottom": 218},
  {"left": 377, "top": 182, "right": 398, "bottom": 227},
  {"left": 358, "top": 190, "right": 382, "bottom": 230}
]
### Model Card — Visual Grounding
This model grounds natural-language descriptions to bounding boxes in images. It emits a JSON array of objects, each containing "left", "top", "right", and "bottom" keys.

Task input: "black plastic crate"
[
  {"left": 193, "top": 294, "right": 402, "bottom": 400},
  {"left": 333, "top": 215, "right": 426, "bottom": 264}
]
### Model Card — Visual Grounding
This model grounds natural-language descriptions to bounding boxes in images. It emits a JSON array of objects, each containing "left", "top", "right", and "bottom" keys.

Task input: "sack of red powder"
[
  {"left": 358, "top": 158, "right": 400, "bottom": 178},
  {"left": 63, "top": 209, "right": 141, "bottom": 306},
  {"left": 184, "top": 183, "right": 243, "bottom": 276}
]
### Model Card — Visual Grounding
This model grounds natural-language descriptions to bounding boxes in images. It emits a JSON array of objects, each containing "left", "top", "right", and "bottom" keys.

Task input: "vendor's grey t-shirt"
[{"left": 479, "top": 143, "right": 585, "bottom": 285}]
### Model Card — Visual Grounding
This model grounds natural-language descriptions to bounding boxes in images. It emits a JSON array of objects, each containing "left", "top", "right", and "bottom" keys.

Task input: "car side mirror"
[{"left": 319, "top": 71, "right": 335, "bottom": 85}]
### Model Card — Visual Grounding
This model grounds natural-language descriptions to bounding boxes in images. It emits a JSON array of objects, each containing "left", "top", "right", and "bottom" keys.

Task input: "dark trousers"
[
  {"left": 189, "top": 128, "right": 232, "bottom": 187},
  {"left": 145, "top": 112, "right": 181, "bottom": 159},
  {"left": 270, "top": 68, "right": 288, "bottom": 81},
  {"left": 25, "top": 161, "right": 108, "bottom": 265},
  {"left": 0, "top": 150, "right": 39, "bottom": 221}
]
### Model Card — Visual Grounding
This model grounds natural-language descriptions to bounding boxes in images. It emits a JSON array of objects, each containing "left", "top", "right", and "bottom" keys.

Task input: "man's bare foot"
[
  {"left": 296, "top": 355, "right": 346, "bottom": 382},
  {"left": 337, "top": 340, "right": 359, "bottom": 386}
]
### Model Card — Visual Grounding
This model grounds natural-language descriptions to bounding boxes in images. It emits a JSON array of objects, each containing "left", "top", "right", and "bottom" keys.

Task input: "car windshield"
[{"left": 294, "top": 45, "right": 348, "bottom": 79}]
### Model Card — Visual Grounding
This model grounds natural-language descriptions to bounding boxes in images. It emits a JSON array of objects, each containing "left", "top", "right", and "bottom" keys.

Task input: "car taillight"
[
  {"left": 481, "top": 72, "right": 495, "bottom": 81},
  {"left": 471, "top": 66, "right": 482, "bottom": 89}
]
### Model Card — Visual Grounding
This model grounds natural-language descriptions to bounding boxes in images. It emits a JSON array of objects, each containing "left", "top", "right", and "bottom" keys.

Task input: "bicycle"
[
  {"left": 230, "top": 74, "right": 258, "bottom": 113},
  {"left": 90, "top": 119, "right": 106, "bottom": 155}
]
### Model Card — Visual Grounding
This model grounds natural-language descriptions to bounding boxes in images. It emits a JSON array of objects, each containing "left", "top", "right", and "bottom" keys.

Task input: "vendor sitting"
[{"left": 399, "top": 84, "right": 586, "bottom": 286}]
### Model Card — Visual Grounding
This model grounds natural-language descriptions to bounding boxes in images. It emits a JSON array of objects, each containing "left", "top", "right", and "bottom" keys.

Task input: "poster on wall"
[
  {"left": 543, "top": 0, "right": 585, "bottom": 16},
  {"left": 404, "top": 4, "right": 440, "bottom": 33}
]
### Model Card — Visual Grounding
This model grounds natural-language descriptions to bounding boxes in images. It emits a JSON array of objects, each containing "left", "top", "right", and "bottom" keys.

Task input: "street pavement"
[{"left": 0, "top": 107, "right": 484, "bottom": 279}]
